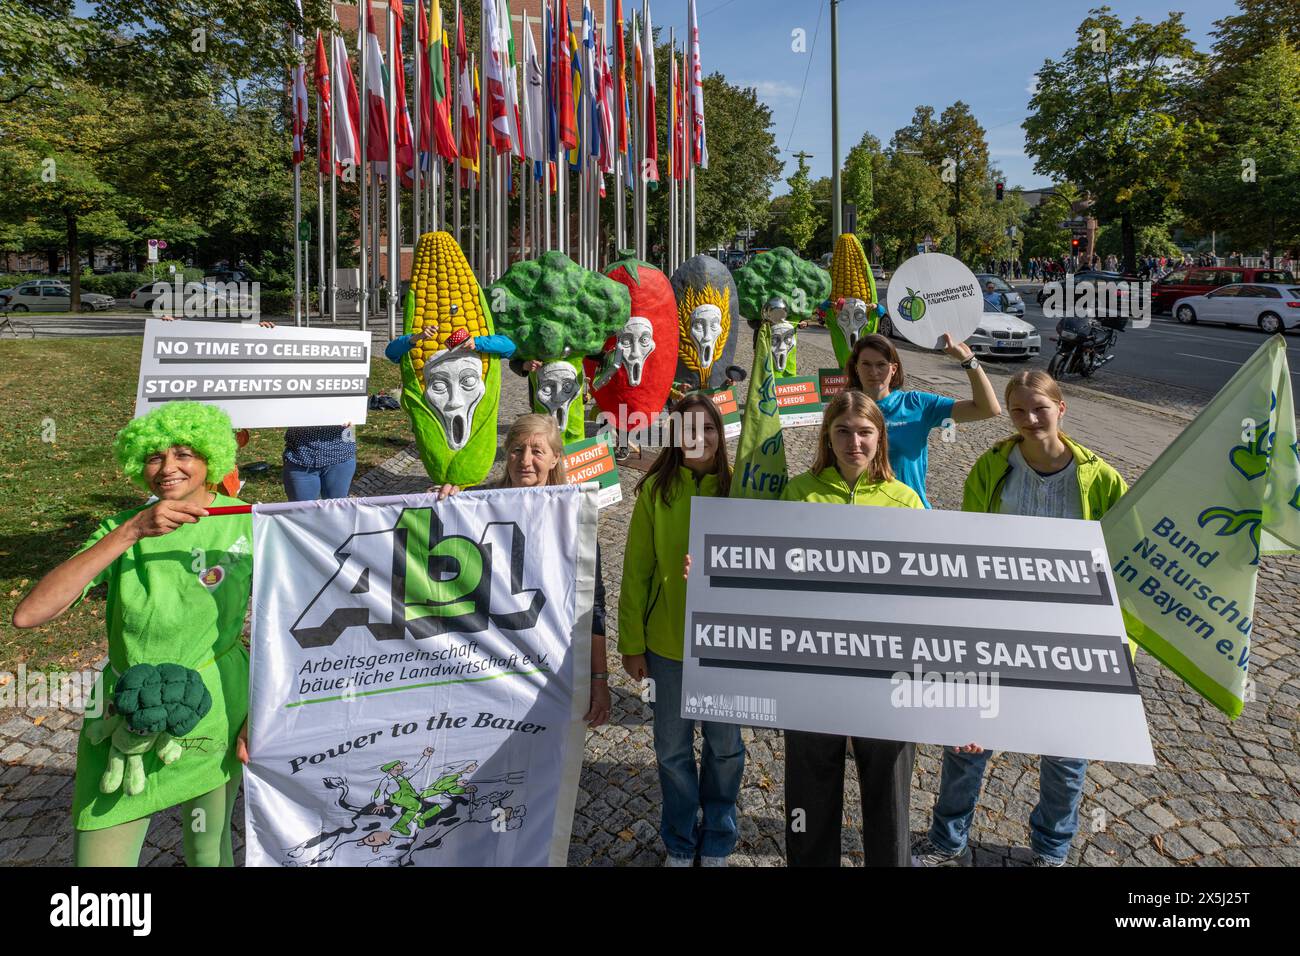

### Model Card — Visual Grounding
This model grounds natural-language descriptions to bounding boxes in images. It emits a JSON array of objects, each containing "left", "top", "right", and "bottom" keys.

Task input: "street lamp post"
[{"left": 830, "top": 0, "right": 842, "bottom": 238}]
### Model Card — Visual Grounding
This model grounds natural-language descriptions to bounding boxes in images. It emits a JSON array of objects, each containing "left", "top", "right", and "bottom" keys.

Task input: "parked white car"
[
  {"left": 968, "top": 302, "right": 1041, "bottom": 359},
  {"left": 130, "top": 279, "right": 255, "bottom": 315},
  {"left": 0, "top": 283, "right": 115, "bottom": 312},
  {"left": 1172, "top": 282, "right": 1300, "bottom": 334}
]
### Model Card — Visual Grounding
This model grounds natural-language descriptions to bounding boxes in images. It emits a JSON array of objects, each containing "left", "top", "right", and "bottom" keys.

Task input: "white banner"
[
  {"left": 683, "top": 498, "right": 1155, "bottom": 764},
  {"left": 243, "top": 486, "right": 598, "bottom": 866},
  {"left": 134, "top": 318, "right": 371, "bottom": 428}
]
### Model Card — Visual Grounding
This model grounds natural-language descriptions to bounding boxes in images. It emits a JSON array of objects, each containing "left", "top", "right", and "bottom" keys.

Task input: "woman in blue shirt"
[{"left": 844, "top": 333, "right": 1000, "bottom": 508}]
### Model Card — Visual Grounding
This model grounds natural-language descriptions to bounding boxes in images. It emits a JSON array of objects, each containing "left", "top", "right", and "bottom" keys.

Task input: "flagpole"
[
  {"left": 518, "top": 12, "right": 528, "bottom": 260},
  {"left": 317, "top": 131, "right": 326, "bottom": 324},
  {"left": 413, "top": 2, "right": 423, "bottom": 244},
  {"left": 358, "top": 10, "right": 369, "bottom": 332},
  {"left": 477, "top": 42, "right": 488, "bottom": 283},
  {"left": 386, "top": 1, "right": 399, "bottom": 340},
  {"left": 636, "top": 13, "right": 645, "bottom": 262},
  {"left": 292, "top": 22, "right": 303, "bottom": 329},
  {"left": 453, "top": 2, "right": 462, "bottom": 247},
  {"left": 668, "top": 31, "right": 676, "bottom": 276},
  {"left": 329, "top": 27, "right": 339, "bottom": 324}
]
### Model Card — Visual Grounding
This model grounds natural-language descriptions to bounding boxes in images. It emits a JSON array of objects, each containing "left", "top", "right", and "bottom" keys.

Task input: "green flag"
[
  {"left": 730, "top": 322, "right": 789, "bottom": 499},
  {"left": 1101, "top": 336, "right": 1300, "bottom": 718}
]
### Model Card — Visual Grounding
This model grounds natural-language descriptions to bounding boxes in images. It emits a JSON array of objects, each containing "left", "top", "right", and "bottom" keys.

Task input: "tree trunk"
[
  {"left": 67, "top": 213, "right": 80, "bottom": 310},
  {"left": 1120, "top": 211, "right": 1136, "bottom": 274},
  {"left": 47, "top": 247, "right": 59, "bottom": 275}
]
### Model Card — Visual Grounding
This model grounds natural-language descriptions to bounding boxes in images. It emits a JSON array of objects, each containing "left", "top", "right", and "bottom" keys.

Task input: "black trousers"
[{"left": 784, "top": 730, "right": 916, "bottom": 867}]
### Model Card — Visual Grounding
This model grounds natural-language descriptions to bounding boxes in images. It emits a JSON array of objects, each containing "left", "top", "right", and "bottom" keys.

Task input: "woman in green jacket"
[
  {"left": 13, "top": 402, "right": 251, "bottom": 867},
  {"left": 913, "top": 370, "right": 1128, "bottom": 868},
  {"left": 781, "top": 390, "right": 923, "bottom": 867},
  {"left": 619, "top": 393, "right": 742, "bottom": 867}
]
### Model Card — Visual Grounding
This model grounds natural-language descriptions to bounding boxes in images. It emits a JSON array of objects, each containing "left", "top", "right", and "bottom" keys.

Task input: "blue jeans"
[
  {"left": 645, "top": 650, "right": 746, "bottom": 860},
  {"left": 929, "top": 748, "right": 1088, "bottom": 863},
  {"left": 282, "top": 459, "right": 357, "bottom": 501}
]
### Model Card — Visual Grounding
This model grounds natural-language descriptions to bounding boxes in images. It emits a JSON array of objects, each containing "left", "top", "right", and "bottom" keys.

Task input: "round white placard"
[{"left": 885, "top": 253, "right": 985, "bottom": 349}]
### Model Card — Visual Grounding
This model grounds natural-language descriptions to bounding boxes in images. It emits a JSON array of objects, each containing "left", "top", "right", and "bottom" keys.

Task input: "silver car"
[
  {"left": 1172, "top": 283, "right": 1300, "bottom": 334},
  {"left": 968, "top": 300, "right": 1041, "bottom": 359},
  {"left": 974, "top": 274, "right": 1026, "bottom": 317},
  {"left": 0, "top": 282, "right": 115, "bottom": 312}
]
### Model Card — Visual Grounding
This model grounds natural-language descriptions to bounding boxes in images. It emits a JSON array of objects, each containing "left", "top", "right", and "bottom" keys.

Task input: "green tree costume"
[{"left": 70, "top": 494, "right": 252, "bottom": 862}]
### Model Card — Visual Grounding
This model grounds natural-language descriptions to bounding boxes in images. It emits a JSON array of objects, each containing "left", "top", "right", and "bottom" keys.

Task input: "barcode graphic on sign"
[{"left": 717, "top": 695, "right": 776, "bottom": 716}]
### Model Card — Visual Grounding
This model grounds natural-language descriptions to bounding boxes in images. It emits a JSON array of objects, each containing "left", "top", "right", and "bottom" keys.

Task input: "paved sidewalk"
[{"left": 1, "top": 324, "right": 1297, "bottom": 866}]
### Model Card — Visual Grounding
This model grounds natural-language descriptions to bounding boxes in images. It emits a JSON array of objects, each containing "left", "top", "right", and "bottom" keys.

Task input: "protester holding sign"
[
  {"left": 436, "top": 414, "right": 610, "bottom": 728},
  {"left": 618, "top": 394, "right": 744, "bottom": 867},
  {"left": 778, "top": 390, "right": 923, "bottom": 866},
  {"left": 845, "top": 334, "right": 1000, "bottom": 508},
  {"left": 913, "top": 371, "right": 1129, "bottom": 868},
  {"left": 12, "top": 402, "right": 251, "bottom": 866}
]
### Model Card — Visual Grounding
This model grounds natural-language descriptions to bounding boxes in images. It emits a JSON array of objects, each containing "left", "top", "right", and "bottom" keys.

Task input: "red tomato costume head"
[{"left": 586, "top": 253, "right": 678, "bottom": 431}]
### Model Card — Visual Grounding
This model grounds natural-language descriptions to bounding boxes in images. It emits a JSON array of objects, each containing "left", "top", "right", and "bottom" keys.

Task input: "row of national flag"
[{"left": 292, "top": 0, "right": 708, "bottom": 191}]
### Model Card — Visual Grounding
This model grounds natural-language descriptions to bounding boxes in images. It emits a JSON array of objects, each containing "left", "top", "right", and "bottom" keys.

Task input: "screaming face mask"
[
  {"left": 837, "top": 296, "right": 871, "bottom": 349},
  {"left": 423, "top": 352, "right": 486, "bottom": 450},
  {"left": 535, "top": 360, "right": 581, "bottom": 432},
  {"left": 616, "top": 315, "right": 656, "bottom": 387},
  {"left": 770, "top": 320, "right": 796, "bottom": 372},
  {"left": 689, "top": 304, "right": 724, "bottom": 369}
]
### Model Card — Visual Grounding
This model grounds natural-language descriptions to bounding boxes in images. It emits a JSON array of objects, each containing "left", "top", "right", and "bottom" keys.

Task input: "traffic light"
[
  {"left": 995, "top": 181, "right": 1004, "bottom": 201},
  {"left": 1071, "top": 238, "right": 1080, "bottom": 250}
]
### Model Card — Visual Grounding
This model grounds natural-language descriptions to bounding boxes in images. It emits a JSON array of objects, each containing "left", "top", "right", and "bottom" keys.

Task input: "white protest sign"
[
  {"left": 134, "top": 318, "right": 371, "bottom": 428},
  {"left": 243, "top": 486, "right": 598, "bottom": 866},
  {"left": 885, "top": 253, "right": 984, "bottom": 349},
  {"left": 683, "top": 497, "right": 1155, "bottom": 764}
]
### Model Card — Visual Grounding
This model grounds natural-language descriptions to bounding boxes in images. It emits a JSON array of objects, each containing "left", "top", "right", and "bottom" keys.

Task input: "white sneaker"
[
  {"left": 700, "top": 856, "right": 728, "bottom": 867},
  {"left": 664, "top": 855, "right": 693, "bottom": 867}
]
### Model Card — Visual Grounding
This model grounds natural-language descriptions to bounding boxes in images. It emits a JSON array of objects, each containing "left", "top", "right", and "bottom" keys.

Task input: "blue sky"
[{"left": 646, "top": 0, "right": 1236, "bottom": 195}]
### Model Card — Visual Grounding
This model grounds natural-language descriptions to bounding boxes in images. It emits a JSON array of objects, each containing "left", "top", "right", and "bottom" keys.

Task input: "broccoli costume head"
[
  {"left": 114, "top": 402, "right": 236, "bottom": 489},
  {"left": 113, "top": 662, "right": 213, "bottom": 738},
  {"left": 488, "top": 251, "right": 631, "bottom": 361},
  {"left": 734, "top": 247, "right": 831, "bottom": 327}
]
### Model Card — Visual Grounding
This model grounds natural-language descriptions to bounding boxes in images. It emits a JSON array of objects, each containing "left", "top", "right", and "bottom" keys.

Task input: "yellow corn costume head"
[{"left": 400, "top": 231, "right": 501, "bottom": 486}]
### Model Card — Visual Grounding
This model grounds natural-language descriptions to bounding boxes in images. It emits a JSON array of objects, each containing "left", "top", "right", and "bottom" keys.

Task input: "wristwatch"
[{"left": 961, "top": 356, "right": 981, "bottom": 371}]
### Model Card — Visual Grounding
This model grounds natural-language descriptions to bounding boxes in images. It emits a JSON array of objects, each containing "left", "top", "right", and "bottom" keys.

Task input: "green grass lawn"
[{"left": 0, "top": 335, "right": 411, "bottom": 675}]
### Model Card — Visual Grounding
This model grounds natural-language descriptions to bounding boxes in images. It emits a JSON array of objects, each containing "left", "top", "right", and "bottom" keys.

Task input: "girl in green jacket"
[
  {"left": 913, "top": 370, "right": 1128, "bottom": 868},
  {"left": 618, "top": 393, "right": 743, "bottom": 867},
  {"left": 780, "top": 390, "right": 923, "bottom": 867}
]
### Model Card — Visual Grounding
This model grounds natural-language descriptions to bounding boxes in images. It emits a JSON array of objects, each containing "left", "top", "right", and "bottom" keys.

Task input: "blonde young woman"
[
  {"left": 912, "top": 370, "right": 1128, "bottom": 867},
  {"left": 438, "top": 414, "right": 610, "bottom": 727},
  {"left": 780, "top": 390, "right": 923, "bottom": 867}
]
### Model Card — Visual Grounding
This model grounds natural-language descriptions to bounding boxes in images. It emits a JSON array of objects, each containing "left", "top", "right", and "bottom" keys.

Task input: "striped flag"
[
  {"left": 313, "top": 31, "right": 333, "bottom": 175},
  {"left": 613, "top": 0, "right": 627, "bottom": 157},
  {"left": 556, "top": 0, "right": 577, "bottom": 150},
  {"left": 482, "top": 0, "right": 512, "bottom": 154},
  {"left": 290, "top": 5, "right": 309, "bottom": 166},
  {"left": 503, "top": 0, "right": 524, "bottom": 159},
  {"left": 426, "top": 2, "right": 458, "bottom": 162},
  {"left": 641, "top": 2, "right": 658, "bottom": 184},
  {"left": 331, "top": 32, "right": 362, "bottom": 169},
  {"left": 364, "top": 0, "right": 390, "bottom": 164},
  {"left": 390, "top": 0, "right": 417, "bottom": 184},
  {"left": 456, "top": 2, "right": 479, "bottom": 179},
  {"left": 598, "top": 11, "right": 615, "bottom": 176},
  {"left": 688, "top": 0, "right": 708, "bottom": 168}
]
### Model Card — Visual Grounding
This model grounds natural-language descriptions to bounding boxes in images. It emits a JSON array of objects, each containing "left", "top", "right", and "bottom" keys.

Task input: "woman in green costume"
[{"left": 14, "top": 402, "right": 253, "bottom": 866}]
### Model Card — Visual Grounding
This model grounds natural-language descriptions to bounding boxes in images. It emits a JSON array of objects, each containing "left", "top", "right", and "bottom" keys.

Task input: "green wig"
[{"left": 114, "top": 402, "right": 237, "bottom": 488}]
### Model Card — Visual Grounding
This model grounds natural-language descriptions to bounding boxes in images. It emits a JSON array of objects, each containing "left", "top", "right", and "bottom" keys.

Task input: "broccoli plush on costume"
[
  {"left": 489, "top": 251, "right": 630, "bottom": 444},
  {"left": 734, "top": 247, "right": 831, "bottom": 376},
  {"left": 401, "top": 231, "right": 501, "bottom": 487},
  {"left": 88, "top": 663, "right": 213, "bottom": 796},
  {"left": 828, "top": 233, "right": 881, "bottom": 366},
  {"left": 671, "top": 255, "right": 740, "bottom": 390}
]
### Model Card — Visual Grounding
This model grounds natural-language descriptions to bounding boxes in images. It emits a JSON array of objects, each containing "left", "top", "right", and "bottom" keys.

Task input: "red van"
[{"left": 1153, "top": 266, "right": 1296, "bottom": 314}]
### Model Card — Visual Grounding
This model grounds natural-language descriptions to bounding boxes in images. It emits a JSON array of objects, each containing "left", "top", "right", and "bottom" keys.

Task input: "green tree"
[
  {"left": 782, "top": 154, "right": 816, "bottom": 254},
  {"left": 1023, "top": 7, "right": 1208, "bottom": 272},
  {"left": 841, "top": 131, "right": 880, "bottom": 247},
  {"left": 1182, "top": 40, "right": 1300, "bottom": 260},
  {"left": 1020, "top": 183, "right": 1081, "bottom": 260},
  {"left": 872, "top": 151, "right": 948, "bottom": 267}
]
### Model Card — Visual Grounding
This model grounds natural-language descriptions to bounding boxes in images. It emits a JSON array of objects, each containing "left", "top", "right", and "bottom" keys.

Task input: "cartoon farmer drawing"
[{"left": 372, "top": 748, "right": 479, "bottom": 837}]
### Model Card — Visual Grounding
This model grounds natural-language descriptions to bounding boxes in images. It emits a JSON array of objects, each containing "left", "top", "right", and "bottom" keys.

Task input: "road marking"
[{"left": 1176, "top": 352, "right": 1300, "bottom": 378}]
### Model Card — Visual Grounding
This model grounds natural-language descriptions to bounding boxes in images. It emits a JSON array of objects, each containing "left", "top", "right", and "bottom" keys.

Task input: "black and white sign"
[{"left": 682, "top": 498, "right": 1155, "bottom": 764}]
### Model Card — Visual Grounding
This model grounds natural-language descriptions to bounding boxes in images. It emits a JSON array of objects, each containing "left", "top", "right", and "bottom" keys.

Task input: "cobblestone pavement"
[{"left": 2, "top": 324, "right": 1297, "bottom": 867}]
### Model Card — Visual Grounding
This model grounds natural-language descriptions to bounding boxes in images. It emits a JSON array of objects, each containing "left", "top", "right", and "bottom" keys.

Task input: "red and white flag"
[
  {"left": 313, "top": 32, "right": 335, "bottom": 175},
  {"left": 481, "top": 0, "right": 513, "bottom": 154},
  {"left": 641, "top": 1, "right": 658, "bottom": 184},
  {"left": 688, "top": 0, "right": 708, "bottom": 169},
  {"left": 364, "top": 0, "right": 390, "bottom": 164},
  {"left": 456, "top": 2, "right": 479, "bottom": 179},
  {"left": 331, "top": 32, "right": 362, "bottom": 168},
  {"left": 391, "top": 0, "right": 417, "bottom": 185}
]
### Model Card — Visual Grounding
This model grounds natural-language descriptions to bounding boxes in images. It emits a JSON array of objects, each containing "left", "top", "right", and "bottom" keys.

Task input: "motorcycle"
[{"left": 1047, "top": 313, "right": 1126, "bottom": 379}]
